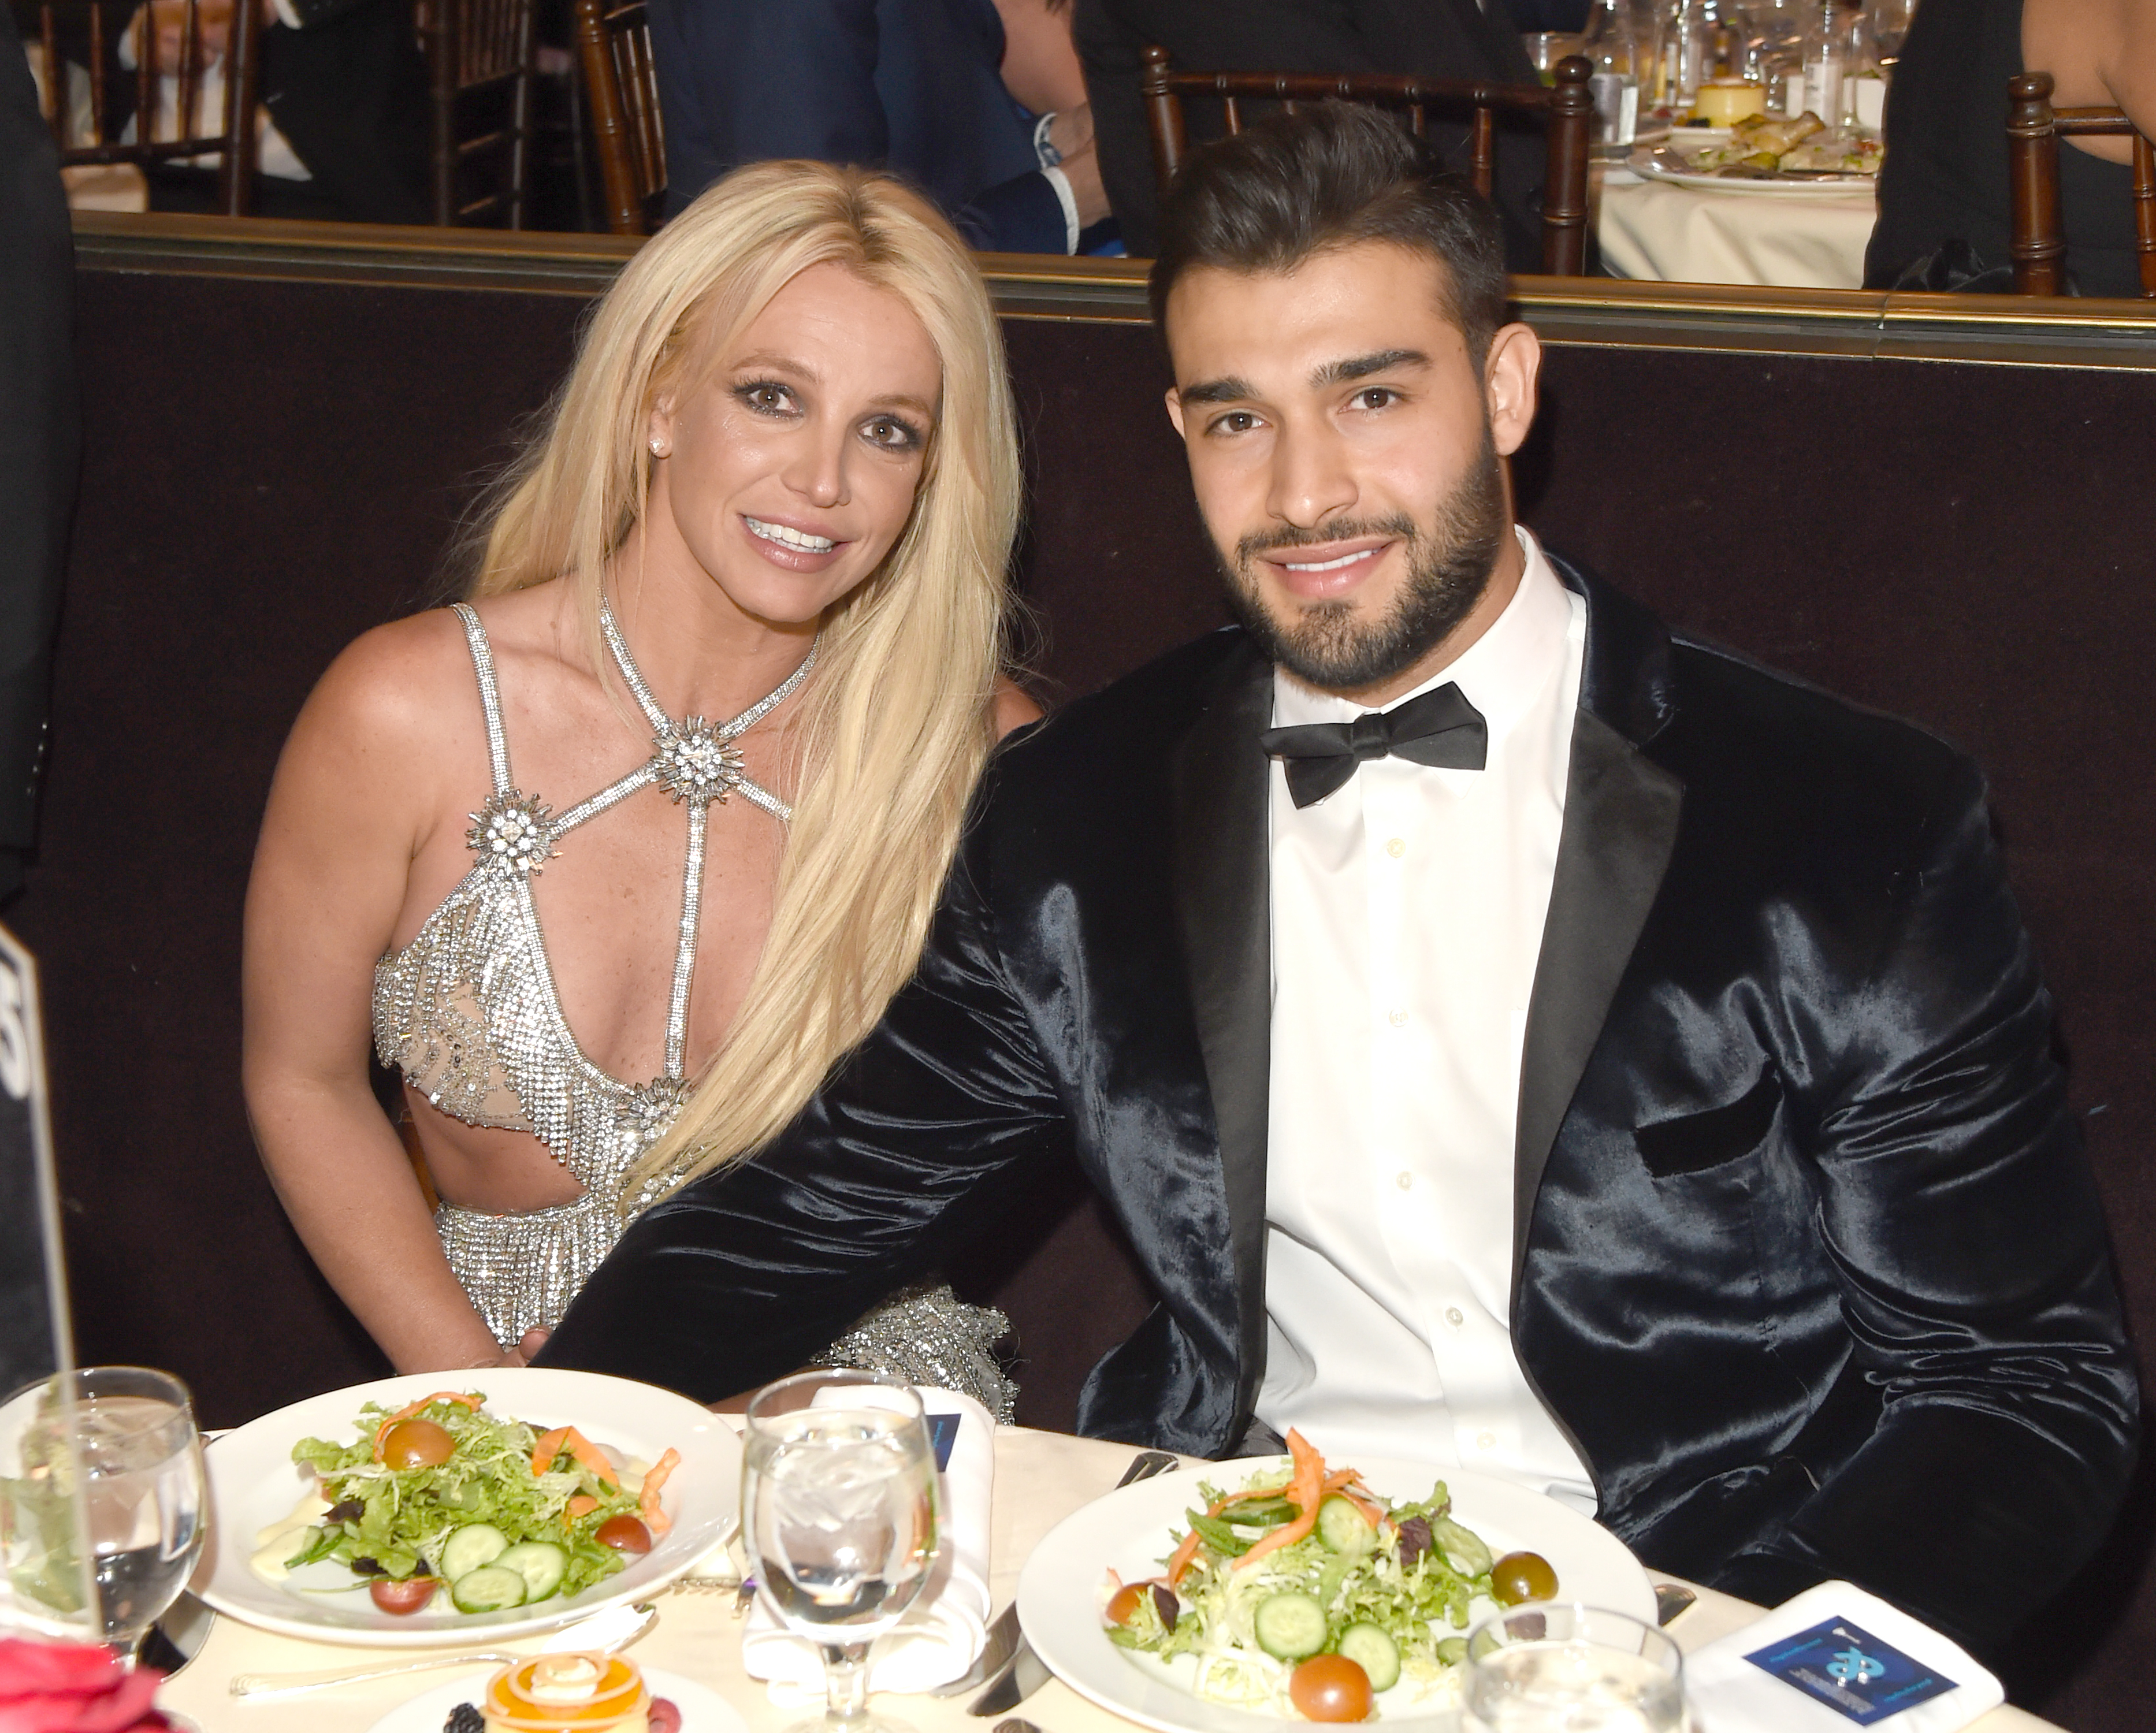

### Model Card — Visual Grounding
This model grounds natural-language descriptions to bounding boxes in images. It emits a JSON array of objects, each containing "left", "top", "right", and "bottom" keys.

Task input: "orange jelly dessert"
[{"left": 482, "top": 1653, "right": 650, "bottom": 1733}]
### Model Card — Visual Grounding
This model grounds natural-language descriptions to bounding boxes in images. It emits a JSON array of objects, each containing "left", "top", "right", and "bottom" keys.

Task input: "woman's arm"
[
  {"left": 992, "top": 675, "right": 1043, "bottom": 737},
  {"left": 2024, "top": 0, "right": 2156, "bottom": 165},
  {"left": 242, "top": 618, "right": 507, "bottom": 1373}
]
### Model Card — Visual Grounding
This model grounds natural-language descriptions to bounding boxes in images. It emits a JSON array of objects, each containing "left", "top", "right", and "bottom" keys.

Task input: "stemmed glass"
[
  {"left": 1, "top": 1366, "right": 206, "bottom": 1663},
  {"left": 1464, "top": 1604, "right": 1687, "bottom": 1733},
  {"left": 741, "top": 1371, "right": 941, "bottom": 1733}
]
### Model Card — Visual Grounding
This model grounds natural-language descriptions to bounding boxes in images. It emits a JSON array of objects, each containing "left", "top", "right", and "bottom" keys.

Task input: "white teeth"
[
  {"left": 746, "top": 516, "right": 836, "bottom": 553},
  {"left": 1284, "top": 548, "right": 1380, "bottom": 572}
]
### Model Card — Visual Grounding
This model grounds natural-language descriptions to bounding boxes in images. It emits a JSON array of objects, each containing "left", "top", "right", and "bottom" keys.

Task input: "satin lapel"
[
  {"left": 1514, "top": 571, "right": 1686, "bottom": 1286},
  {"left": 1169, "top": 635, "right": 1276, "bottom": 1418}
]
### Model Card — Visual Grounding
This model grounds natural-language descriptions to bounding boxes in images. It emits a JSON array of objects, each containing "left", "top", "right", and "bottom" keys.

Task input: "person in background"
[
  {"left": 538, "top": 106, "right": 2138, "bottom": 1654},
  {"left": 244, "top": 162, "right": 1037, "bottom": 1404},
  {"left": 38, "top": 0, "right": 429, "bottom": 223},
  {"left": 0, "top": 9, "right": 75, "bottom": 907},
  {"left": 1868, "top": 0, "right": 2155, "bottom": 293},
  {"left": 652, "top": 0, "right": 1112, "bottom": 253},
  {"left": 1072, "top": 0, "right": 1548, "bottom": 263}
]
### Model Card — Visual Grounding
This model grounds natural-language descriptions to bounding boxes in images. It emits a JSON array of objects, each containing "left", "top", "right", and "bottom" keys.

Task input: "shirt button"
[
  {"left": 1445, "top": 1307, "right": 1464, "bottom": 1327},
  {"left": 1396, "top": 1171, "right": 1413, "bottom": 1191},
  {"left": 1385, "top": 836, "right": 1406, "bottom": 858},
  {"left": 1477, "top": 1431, "right": 1497, "bottom": 1451},
  {"left": 1388, "top": 1007, "right": 1408, "bottom": 1027}
]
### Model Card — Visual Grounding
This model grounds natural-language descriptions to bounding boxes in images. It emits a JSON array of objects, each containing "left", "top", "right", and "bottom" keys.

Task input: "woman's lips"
[{"left": 740, "top": 512, "right": 845, "bottom": 572}]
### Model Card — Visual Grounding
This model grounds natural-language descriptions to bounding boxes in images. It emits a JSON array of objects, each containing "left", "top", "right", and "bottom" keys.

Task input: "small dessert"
[
  {"left": 481, "top": 1653, "right": 649, "bottom": 1733},
  {"left": 1693, "top": 79, "right": 1767, "bottom": 127}
]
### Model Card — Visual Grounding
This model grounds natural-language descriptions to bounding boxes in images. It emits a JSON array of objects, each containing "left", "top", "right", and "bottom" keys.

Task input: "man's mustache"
[{"left": 1233, "top": 515, "right": 1418, "bottom": 567}]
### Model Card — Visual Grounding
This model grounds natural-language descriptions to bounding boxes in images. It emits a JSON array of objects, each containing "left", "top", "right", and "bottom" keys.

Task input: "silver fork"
[{"left": 943, "top": 1448, "right": 1181, "bottom": 1711}]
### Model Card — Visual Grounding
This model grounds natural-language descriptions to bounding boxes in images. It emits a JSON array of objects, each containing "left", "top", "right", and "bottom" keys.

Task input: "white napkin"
[
  {"left": 742, "top": 1386, "right": 994, "bottom": 1703},
  {"left": 1686, "top": 1580, "right": 2005, "bottom": 1733}
]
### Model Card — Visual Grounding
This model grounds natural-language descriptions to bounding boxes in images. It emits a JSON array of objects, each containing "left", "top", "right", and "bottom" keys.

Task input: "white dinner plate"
[
  {"left": 1630, "top": 132, "right": 1880, "bottom": 195},
  {"left": 191, "top": 1368, "right": 741, "bottom": 1648},
  {"left": 1016, "top": 1456, "right": 1655, "bottom": 1733},
  {"left": 365, "top": 1664, "right": 749, "bottom": 1733}
]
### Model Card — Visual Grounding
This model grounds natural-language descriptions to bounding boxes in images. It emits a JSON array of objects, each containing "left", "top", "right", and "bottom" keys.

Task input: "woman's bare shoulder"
[{"left": 296, "top": 606, "right": 488, "bottom": 758}]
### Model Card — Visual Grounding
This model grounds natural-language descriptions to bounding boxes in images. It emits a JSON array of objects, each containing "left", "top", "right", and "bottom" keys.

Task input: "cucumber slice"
[
  {"left": 449, "top": 1563, "right": 528, "bottom": 1613},
  {"left": 437, "top": 1523, "right": 510, "bottom": 1582},
  {"left": 1336, "top": 1623, "right": 1400, "bottom": 1691},
  {"left": 1315, "top": 1496, "right": 1376, "bottom": 1558},
  {"left": 1252, "top": 1590, "right": 1328, "bottom": 1661},
  {"left": 494, "top": 1540, "right": 568, "bottom": 1602}
]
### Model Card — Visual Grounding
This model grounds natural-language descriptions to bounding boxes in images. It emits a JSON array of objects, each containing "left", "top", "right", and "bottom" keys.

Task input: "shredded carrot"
[
  {"left": 531, "top": 1425, "right": 620, "bottom": 1485},
  {"left": 373, "top": 1392, "right": 484, "bottom": 1460},
  {"left": 639, "top": 1448, "right": 681, "bottom": 1536},
  {"left": 1319, "top": 1468, "right": 1385, "bottom": 1527},
  {"left": 1235, "top": 1429, "right": 1328, "bottom": 1571},
  {"left": 1165, "top": 1524, "right": 1207, "bottom": 1589},
  {"left": 566, "top": 1494, "right": 600, "bottom": 1518}
]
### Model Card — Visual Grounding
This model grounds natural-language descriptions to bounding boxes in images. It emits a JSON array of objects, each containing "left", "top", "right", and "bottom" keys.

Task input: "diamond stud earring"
[{"left": 649, "top": 438, "right": 667, "bottom": 457}]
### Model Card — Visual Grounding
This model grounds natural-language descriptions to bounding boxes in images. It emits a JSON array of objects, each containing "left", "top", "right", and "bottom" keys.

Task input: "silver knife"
[{"left": 967, "top": 1448, "right": 1181, "bottom": 1715}]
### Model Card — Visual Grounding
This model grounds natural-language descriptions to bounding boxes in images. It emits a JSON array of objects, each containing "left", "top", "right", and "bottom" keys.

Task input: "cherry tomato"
[
  {"left": 369, "top": 1576, "right": 437, "bottom": 1615},
  {"left": 594, "top": 1514, "right": 653, "bottom": 1554},
  {"left": 378, "top": 1419, "right": 456, "bottom": 1470},
  {"left": 1489, "top": 1550, "right": 1559, "bottom": 1606},
  {"left": 1105, "top": 1583, "right": 1147, "bottom": 1627},
  {"left": 1289, "top": 1654, "right": 1371, "bottom": 1722}
]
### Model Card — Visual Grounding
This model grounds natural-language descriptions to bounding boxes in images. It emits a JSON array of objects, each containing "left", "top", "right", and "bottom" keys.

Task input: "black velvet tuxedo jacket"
[{"left": 542, "top": 559, "right": 2138, "bottom": 1649}]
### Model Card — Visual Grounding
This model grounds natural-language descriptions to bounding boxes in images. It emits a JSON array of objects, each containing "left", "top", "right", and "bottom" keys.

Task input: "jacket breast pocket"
[{"left": 1634, "top": 1068, "right": 1782, "bottom": 1178}]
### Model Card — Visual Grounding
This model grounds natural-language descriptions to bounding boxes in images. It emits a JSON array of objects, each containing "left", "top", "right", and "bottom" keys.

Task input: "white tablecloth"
[
  {"left": 1598, "top": 169, "right": 1878, "bottom": 289},
  {"left": 157, "top": 1425, "right": 2058, "bottom": 1733}
]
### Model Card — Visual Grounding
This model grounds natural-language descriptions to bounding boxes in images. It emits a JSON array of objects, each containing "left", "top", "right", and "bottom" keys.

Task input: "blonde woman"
[{"left": 242, "top": 162, "right": 1035, "bottom": 1399}]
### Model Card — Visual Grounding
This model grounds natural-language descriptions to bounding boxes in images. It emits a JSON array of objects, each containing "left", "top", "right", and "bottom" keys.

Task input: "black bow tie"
[{"left": 1258, "top": 682, "right": 1488, "bottom": 808}]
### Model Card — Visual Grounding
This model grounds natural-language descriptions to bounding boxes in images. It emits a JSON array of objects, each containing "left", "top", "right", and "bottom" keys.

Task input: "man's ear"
[
  {"left": 1165, "top": 387, "right": 1187, "bottom": 441},
  {"left": 1483, "top": 322, "right": 1542, "bottom": 459}
]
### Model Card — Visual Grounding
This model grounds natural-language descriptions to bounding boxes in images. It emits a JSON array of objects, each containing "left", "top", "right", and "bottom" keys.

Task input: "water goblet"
[
  {"left": 1464, "top": 1603, "right": 1687, "bottom": 1733},
  {"left": 1, "top": 1367, "right": 206, "bottom": 1661},
  {"left": 741, "top": 1371, "right": 941, "bottom": 1733}
]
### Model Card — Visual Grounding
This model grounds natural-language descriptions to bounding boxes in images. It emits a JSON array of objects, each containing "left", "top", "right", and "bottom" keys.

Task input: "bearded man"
[{"left": 540, "top": 105, "right": 2138, "bottom": 1650}]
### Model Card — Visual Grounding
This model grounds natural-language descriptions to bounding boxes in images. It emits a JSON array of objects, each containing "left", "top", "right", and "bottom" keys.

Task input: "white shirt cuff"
[
  {"left": 270, "top": 0, "right": 303, "bottom": 29},
  {"left": 1040, "top": 165, "right": 1080, "bottom": 254}
]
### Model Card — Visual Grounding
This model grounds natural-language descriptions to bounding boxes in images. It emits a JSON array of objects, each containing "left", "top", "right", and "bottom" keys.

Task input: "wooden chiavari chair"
[
  {"left": 2008, "top": 71, "right": 2156, "bottom": 296},
  {"left": 420, "top": 0, "right": 537, "bottom": 228},
  {"left": 573, "top": 0, "right": 662, "bottom": 236},
  {"left": 1138, "top": 46, "right": 1595, "bottom": 276},
  {"left": 32, "top": 0, "right": 261, "bottom": 215}
]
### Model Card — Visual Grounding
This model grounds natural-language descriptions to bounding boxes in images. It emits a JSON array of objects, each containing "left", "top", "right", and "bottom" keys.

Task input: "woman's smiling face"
[{"left": 646, "top": 261, "right": 944, "bottom": 627}]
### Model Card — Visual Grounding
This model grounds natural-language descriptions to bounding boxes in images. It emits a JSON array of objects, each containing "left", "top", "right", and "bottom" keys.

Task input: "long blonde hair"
[{"left": 467, "top": 161, "right": 1021, "bottom": 1199}]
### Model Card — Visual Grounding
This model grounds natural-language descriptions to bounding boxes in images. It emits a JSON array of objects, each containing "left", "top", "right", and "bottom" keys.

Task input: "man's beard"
[{"left": 1215, "top": 426, "right": 1508, "bottom": 694}]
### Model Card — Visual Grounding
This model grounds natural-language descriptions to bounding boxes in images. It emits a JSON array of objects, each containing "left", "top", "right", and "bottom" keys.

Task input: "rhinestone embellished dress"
[{"left": 371, "top": 603, "right": 1014, "bottom": 1418}]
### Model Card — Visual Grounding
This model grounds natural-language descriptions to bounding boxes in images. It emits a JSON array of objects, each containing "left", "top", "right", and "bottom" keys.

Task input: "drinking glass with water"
[
  {"left": 1, "top": 1366, "right": 205, "bottom": 1658},
  {"left": 1465, "top": 1604, "right": 1687, "bottom": 1733},
  {"left": 742, "top": 1370, "right": 941, "bottom": 1733}
]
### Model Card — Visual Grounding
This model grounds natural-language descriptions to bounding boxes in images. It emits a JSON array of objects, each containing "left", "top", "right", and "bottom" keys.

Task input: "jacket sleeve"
[
  {"left": 1726, "top": 758, "right": 2140, "bottom": 1651},
  {"left": 651, "top": 0, "right": 884, "bottom": 211},
  {"left": 538, "top": 819, "right": 1070, "bottom": 1402},
  {"left": 0, "top": 10, "right": 76, "bottom": 901}
]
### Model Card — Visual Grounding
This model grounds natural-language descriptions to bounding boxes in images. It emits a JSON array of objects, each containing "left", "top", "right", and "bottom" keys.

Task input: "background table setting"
[{"left": 26, "top": 1363, "right": 2036, "bottom": 1733}]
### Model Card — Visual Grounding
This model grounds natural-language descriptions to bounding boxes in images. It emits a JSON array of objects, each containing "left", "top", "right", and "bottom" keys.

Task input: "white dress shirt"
[{"left": 1255, "top": 527, "right": 1597, "bottom": 1513}]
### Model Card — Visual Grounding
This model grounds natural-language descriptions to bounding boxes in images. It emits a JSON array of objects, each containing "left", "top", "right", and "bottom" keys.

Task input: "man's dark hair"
[{"left": 1147, "top": 103, "right": 1508, "bottom": 369}]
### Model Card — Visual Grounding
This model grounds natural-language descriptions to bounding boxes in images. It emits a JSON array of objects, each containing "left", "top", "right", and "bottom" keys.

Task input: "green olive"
[{"left": 1489, "top": 1550, "right": 1559, "bottom": 1606}]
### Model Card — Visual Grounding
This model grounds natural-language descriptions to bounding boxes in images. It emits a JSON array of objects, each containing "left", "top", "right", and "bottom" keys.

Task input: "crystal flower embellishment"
[
  {"left": 466, "top": 789, "right": 558, "bottom": 877},
  {"left": 626, "top": 1077, "right": 688, "bottom": 1147},
  {"left": 653, "top": 722, "right": 744, "bottom": 806}
]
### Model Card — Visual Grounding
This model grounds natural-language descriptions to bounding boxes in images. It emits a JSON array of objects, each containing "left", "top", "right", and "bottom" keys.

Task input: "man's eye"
[
  {"left": 1211, "top": 411, "right": 1259, "bottom": 435},
  {"left": 1355, "top": 388, "right": 1396, "bottom": 410}
]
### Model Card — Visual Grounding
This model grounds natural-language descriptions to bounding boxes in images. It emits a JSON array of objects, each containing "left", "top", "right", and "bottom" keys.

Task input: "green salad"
[
  {"left": 1104, "top": 1432, "right": 1556, "bottom": 1719},
  {"left": 273, "top": 1390, "right": 679, "bottom": 1616}
]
